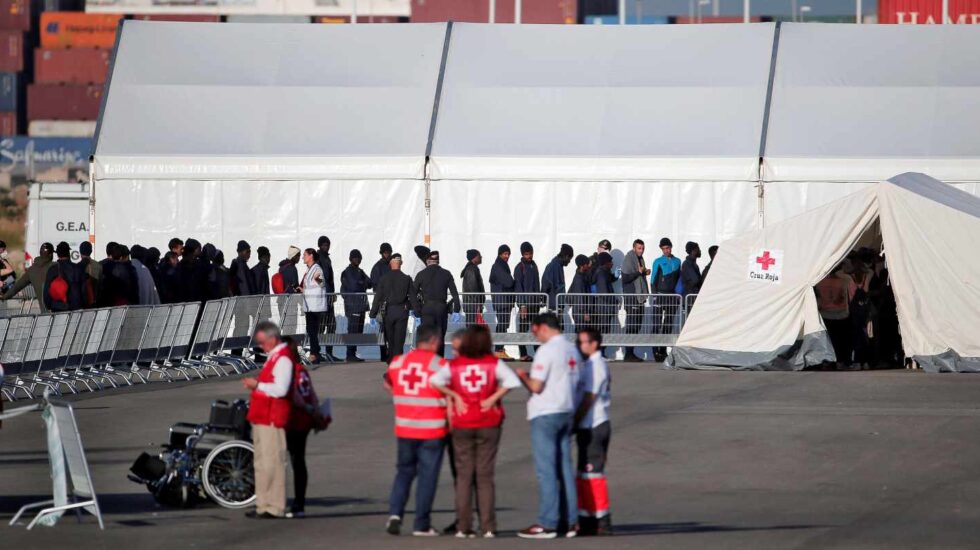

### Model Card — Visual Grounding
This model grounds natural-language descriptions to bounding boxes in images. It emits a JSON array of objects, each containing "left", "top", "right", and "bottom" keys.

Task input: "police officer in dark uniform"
[
  {"left": 369, "top": 253, "right": 419, "bottom": 363},
  {"left": 412, "top": 250, "right": 460, "bottom": 356}
]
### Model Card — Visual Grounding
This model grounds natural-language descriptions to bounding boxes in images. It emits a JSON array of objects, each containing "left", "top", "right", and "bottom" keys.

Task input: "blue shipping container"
[
  {"left": 586, "top": 15, "right": 671, "bottom": 24},
  {"left": 0, "top": 136, "right": 91, "bottom": 177},
  {"left": 0, "top": 72, "right": 21, "bottom": 112}
]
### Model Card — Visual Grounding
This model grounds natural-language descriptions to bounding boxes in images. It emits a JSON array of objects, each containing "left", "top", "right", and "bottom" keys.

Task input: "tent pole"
[
  {"left": 942, "top": 0, "right": 949, "bottom": 23},
  {"left": 489, "top": 0, "right": 496, "bottom": 23},
  {"left": 619, "top": 0, "right": 625, "bottom": 24},
  {"left": 351, "top": 0, "right": 358, "bottom": 24},
  {"left": 515, "top": 0, "right": 521, "bottom": 24},
  {"left": 743, "top": 0, "right": 750, "bottom": 23}
]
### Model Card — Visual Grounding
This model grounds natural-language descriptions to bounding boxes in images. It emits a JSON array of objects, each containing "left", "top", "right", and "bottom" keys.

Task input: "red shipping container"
[
  {"left": 411, "top": 0, "right": 576, "bottom": 23},
  {"left": 27, "top": 83, "right": 102, "bottom": 121},
  {"left": 130, "top": 14, "right": 221, "bottom": 23},
  {"left": 0, "top": 0, "right": 31, "bottom": 31},
  {"left": 879, "top": 0, "right": 980, "bottom": 23},
  {"left": 35, "top": 48, "right": 111, "bottom": 84},
  {"left": 40, "top": 12, "right": 121, "bottom": 49},
  {"left": 0, "top": 30, "right": 24, "bottom": 71},
  {"left": 0, "top": 110, "right": 16, "bottom": 134}
]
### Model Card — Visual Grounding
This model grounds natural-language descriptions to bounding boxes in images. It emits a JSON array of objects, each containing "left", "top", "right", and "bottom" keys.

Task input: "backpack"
[
  {"left": 271, "top": 272, "right": 285, "bottom": 294},
  {"left": 48, "top": 264, "right": 70, "bottom": 308},
  {"left": 290, "top": 363, "right": 330, "bottom": 432}
]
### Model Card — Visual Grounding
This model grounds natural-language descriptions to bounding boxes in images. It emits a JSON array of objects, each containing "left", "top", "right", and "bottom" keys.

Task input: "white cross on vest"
[
  {"left": 398, "top": 362, "right": 428, "bottom": 395},
  {"left": 460, "top": 364, "right": 489, "bottom": 393}
]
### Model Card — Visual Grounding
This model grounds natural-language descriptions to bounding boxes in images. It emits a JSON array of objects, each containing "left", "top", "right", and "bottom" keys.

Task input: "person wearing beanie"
[
  {"left": 251, "top": 246, "right": 272, "bottom": 294},
  {"left": 175, "top": 238, "right": 211, "bottom": 304},
  {"left": 341, "top": 248, "right": 372, "bottom": 362},
  {"left": 230, "top": 240, "right": 254, "bottom": 296},
  {"left": 621, "top": 239, "right": 651, "bottom": 362},
  {"left": 460, "top": 249, "right": 485, "bottom": 328},
  {"left": 412, "top": 250, "right": 461, "bottom": 356},
  {"left": 276, "top": 246, "right": 302, "bottom": 295},
  {"left": 42, "top": 241, "right": 84, "bottom": 312},
  {"left": 130, "top": 243, "right": 161, "bottom": 306},
  {"left": 78, "top": 240, "right": 102, "bottom": 308},
  {"left": 369, "top": 243, "right": 394, "bottom": 359},
  {"left": 513, "top": 242, "right": 542, "bottom": 361},
  {"left": 568, "top": 254, "right": 595, "bottom": 331},
  {"left": 316, "top": 236, "right": 339, "bottom": 361},
  {"left": 489, "top": 244, "right": 516, "bottom": 359},
  {"left": 650, "top": 237, "right": 681, "bottom": 362},
  {"left": 592, "top": 252, "right": 618, "bottom": 337},
  {"left": 680, "top": 242, "right": 703, "bottom": 298},
  {"left": 542, "top": 244, "right": 573, "bottom": 313},
  {"left": 211, "top": 249, "right": 232, "bottom": 300},
  {"left": 103, "top": 244, "right": 140, "bottom": 306}
]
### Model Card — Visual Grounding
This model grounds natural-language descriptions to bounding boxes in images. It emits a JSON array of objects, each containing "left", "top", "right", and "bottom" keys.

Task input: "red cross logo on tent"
[
  {"left": 398, "top": 363, "right": 427, "bottom": 395},
  {"left": 460, "top": 364, "right": 488, "bottom": 393},
  {"left": 756, "top": 251, "right": 777, "bottom": 271}
]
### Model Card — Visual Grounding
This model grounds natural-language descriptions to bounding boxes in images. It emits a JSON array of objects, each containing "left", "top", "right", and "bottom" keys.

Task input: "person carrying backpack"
[
  {"left": 283, "top": 337, "right": 331, "bottom": 518},
  {"left": 43, "top": 242, "right": 84, "bottom": 312}
]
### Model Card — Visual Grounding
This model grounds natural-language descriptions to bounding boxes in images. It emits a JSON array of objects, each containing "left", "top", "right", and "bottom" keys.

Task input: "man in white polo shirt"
[{"left": 515, "top": 312, "right": 580, "bottom": 539}]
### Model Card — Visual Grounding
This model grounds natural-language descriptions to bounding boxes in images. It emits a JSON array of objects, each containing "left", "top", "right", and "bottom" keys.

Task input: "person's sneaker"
[
  {"left": 386, "top": 515, "right": 402, "bottom": 535},
  {"left": 518, "top": 525, "right": 557, "bottom": 539},
  {"left": 455, "top": 531, "right": 477, "bottom": 539},
  {"left": 495, "top": 351, "right": 513, "bottom": 360},
  {"left": 412, "top": 528, "right": 440, "bottom": 537},
  {"left": 654, "top": 353, "right": 667, "bottom": 363},
  {"left": 442, "top": 520, "right": 458, "bottom": 534},
  {"left": 565, "top": 523, "right": 580, "bottom": 538},
  {"left": 483, "top": 531, "right": 496, "bottom": 539},
  {"left": 347, "top": 355, "right": 364, "bottom": 363},
  {"left": 285, "top": 510, "right": 305, "bottom": 519}
]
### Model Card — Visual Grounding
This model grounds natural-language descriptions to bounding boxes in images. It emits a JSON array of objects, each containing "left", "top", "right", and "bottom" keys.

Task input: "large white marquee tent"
[{"left": 92, "top": 21, "right": 980, "bottom": 292}]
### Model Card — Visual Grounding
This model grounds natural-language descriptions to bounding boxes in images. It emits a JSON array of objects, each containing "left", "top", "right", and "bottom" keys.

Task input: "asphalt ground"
[{"left": 4, "top": 363, "right": 980, "bottom": 549}]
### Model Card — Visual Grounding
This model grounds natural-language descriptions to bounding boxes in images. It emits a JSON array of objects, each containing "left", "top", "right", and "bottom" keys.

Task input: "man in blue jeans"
[
  {"left": 383, "top": 325, "right": 452, "bottom": 536},
  {"left": 516, "top": 312, "right": 581, "bottom": 539}
]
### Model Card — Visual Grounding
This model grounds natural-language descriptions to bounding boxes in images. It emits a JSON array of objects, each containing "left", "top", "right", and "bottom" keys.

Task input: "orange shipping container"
[{"left": 40, "top": 12, "right": 121, "bottom": 49}]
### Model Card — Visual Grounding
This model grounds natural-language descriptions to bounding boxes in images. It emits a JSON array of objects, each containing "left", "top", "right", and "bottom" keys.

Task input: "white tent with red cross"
[{"left": 669, "top": 172, "right": 980, "bottom": 373}]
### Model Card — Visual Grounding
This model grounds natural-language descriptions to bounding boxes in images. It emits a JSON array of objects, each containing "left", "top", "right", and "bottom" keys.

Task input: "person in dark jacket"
[
  {"left": 106, "top": 245, "right": 140, "bottom": 306},
  {"left": 168, "top": 237, "right": 184, "bottom": 260},
  {"left": 144, "top": 247, "right": 162, "bottom": 292},
  {"left": 43, "top": 242, "right": 84, "bottom": 312},
  {"left": 460, "top": 249, "right": 485, "bottom": 327},
  {"left": 252, "top": 246, "right": 271, "bottom": 294},
  {"left": 701, "top": 245, "right": 718, "bottom": 282},
  {"left": 316, "top": 236, "right": 339, "bottom": 361},
  {"left": 568, "top": 255, "right": 594, "bottom": 331},
  {"left": 542, "top": 244, "right": 573, "bottom": 311},
  {"left": 278, "top": 246, "right": 301, "bottom": 294},
  {"left": 369, "top": 253, "right": 420, "bottom": 363},
  {"left": 370, "top": 243, "right": 393, "bottom": 359},
  {"left": 592, "top": 252, "right": 619, "bottom": 337},
  {"left": 175, "top": 239, "right": 210, "bottom": 304},
  {"left": 158, "top": 251, "right": 179, "bottom": 304},
  {"left": 621, "top": 239, "right": 651, "bottom": 362},
  {"left": 230, "top": 240, "right": 254, "bottom": 296},
  {"left": 341, "top": 249, "right": 372, "bottom": 362},
  {"left": 680, "top": 242, "right": 702, "bottom": 298},
  {"left": 413, "top": 250, "right": 461, "bottom": 356},
  {"left": 650, "top": 238, "right": 682, "bottom": 362},
  {"left": 588, "top": 239, "right": 613, "bottom": 280},
  {"left": 488, "top": 244, "right": 515, "bottom": 359},
  {"left": 78, "top": 241, "right": 102, "bottom": 309},
  {"left": 211, "top": 248, "right": 232, "bottom": 299},
  {"left": 513, "top": 242, "right": 542, "bottom": 361}
]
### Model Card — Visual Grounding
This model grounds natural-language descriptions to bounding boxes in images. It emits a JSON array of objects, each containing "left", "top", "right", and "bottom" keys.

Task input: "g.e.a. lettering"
[{"left": 56, "top": 221, "right": 87, "bottom": 232}]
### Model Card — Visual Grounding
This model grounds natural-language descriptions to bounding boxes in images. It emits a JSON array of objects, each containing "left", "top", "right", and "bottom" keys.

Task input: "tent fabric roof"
[
  {"left": 427, "top": 23, "right": 776, "bottom": 182},
  {"left": 93, "top": 21, "right": 447, "bottom": 181},
  {"left": 764, "top": 24, "right": 980, "bottom": 183},
  {"left": 671, "top": 172, "right": 980, "bottom": 372}
]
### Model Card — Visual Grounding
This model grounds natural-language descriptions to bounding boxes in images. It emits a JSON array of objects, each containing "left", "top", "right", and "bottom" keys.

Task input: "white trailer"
[{"left": 25, "top": 182, "right": 90, "bottom": 263}]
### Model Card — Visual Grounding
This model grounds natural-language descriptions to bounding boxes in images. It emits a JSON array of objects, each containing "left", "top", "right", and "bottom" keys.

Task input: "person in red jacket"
[
  {"left": 383, "top": 324, "right": 457, "bottom": 537},
  {"left": 431, "top": 325, "right": 521, "bottom": 539},
  {"left": 242, "top": 321, "right": 294, "bottom": 519}
]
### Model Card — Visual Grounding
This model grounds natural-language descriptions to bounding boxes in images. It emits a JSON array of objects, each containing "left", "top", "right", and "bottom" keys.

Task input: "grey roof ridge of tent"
[
  {"left": 885, "top": 172, "right": 980, "bottom": 219},
  {"left": 668, "top": 332, "right": 835, "bottom": 371}
]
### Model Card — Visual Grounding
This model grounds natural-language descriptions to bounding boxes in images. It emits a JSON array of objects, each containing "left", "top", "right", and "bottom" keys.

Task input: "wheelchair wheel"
[{"left": 201, "top": 440, "right": 256, "bottom": 509}]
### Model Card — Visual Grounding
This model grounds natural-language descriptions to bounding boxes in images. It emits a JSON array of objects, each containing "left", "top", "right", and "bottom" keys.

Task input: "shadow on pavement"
[{"left": 611, "top": 521, "right": 826, "bottom": 537}]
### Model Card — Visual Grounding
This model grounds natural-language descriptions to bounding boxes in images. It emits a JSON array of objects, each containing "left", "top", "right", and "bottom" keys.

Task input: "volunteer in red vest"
[
  {"left": 383, "top": 324, "right": 454, "bottom": 537},
  {"left": 574, "top": 327, "right": 613, "bottom": 536},
  {"left": 242, "top": 321, "right": 294, "bottom": 519},
  {"left": 431, "top": 325, "right": 521, "bottom": 539}
]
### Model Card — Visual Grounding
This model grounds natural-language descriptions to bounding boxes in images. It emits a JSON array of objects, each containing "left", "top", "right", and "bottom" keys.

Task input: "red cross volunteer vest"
[
  {"left": 389, "top": 349, "right": 448, "bottom": 440},
  {"left": 246, "top": 344, "right": 294, "bottom": 428},
  {"left": 448, "top": 355, "right": 503, "bottom": 430}
]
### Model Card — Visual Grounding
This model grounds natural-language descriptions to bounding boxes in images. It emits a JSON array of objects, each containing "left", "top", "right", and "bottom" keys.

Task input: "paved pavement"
[{"left": 4, "top": 363, "right": 980, "bottom": 549}]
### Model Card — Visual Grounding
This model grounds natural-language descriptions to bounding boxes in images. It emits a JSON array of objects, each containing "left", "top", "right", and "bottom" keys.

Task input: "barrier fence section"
[
  {"left": 556, "top": 293, "right": 684, "bottom": 347},
  {"left": 449, "top": 292, "right": 549, "bottom": 346}
]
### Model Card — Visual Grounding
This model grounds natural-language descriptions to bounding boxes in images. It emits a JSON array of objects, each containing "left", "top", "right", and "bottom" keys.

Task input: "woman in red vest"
[{"left": 431, "top": 325, "right": 521, "bottom": 539}]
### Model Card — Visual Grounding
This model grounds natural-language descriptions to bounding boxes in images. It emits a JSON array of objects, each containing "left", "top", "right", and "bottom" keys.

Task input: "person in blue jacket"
[
  {"left": 541, "top": 244, "right": 573, "bottom": 311},
  {"left": 650, "top": 238, "right": 681, "bottom": 362}
]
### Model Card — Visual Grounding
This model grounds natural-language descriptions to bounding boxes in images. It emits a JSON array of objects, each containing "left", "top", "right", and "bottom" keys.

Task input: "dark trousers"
[
  {"left": 286, "top": 429, "right": 310, "bottom": 512},
  {"left": 625, "top": 304, "right": 644, "bottom": 358},
  {"left": 462, "top": 300, "right": 482, "bottom": 327},
  {"left": 452, "top": 427, "right": 501, "bottom": 533},
  {"left": 389, "top": 437, "right": 445, "bottom": 532},
  {"left": 825, "top": 316, "right": 852, "bottom": 365},
  {"left": 493, "top": 305, "right": 513, "bottom": 351},
  {"left": 305, "top": 311, "right": 323, "bottom": 359},
  {"left": 384, "top": 312, "right": 408, "bottom": 363},
  {"left": 517, "top": 305, "right": 535, "bottom": 358},
  {"left": 653, "top": 299, "right": 677, "bottom": 357},
  {"left": 420, "top": 303, "right": 448, "bottom": 356},
  {"left": 576, "top": 422, "right": 612, "bottom": 533},
  {"left": 346, "top": 312, "right": 365, "bottom": 359}
]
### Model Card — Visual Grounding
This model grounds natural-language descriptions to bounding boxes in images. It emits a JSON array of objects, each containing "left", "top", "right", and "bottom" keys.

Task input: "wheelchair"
[{"left": 129, "top": 399, "right": 256, "bottom": 509}]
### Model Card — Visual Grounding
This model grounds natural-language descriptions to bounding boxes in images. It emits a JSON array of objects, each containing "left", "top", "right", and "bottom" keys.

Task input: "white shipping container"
[
  {"left": 28, "top": 120, "right": 98, "bottom": 138},
  {"left": 25, "top": 182, "right": 90, "bottom": 264}
]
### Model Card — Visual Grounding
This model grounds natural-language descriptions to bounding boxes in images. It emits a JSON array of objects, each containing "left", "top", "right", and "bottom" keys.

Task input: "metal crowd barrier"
[
  {"left": 0, "top": 298, "right": 40, "bottom": 318},
  {"left": 449, "top": 292, "right": 549, "bottom": 346},
  {"left": 556, "top": 292, "right": 684, "bottom": 347}
]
